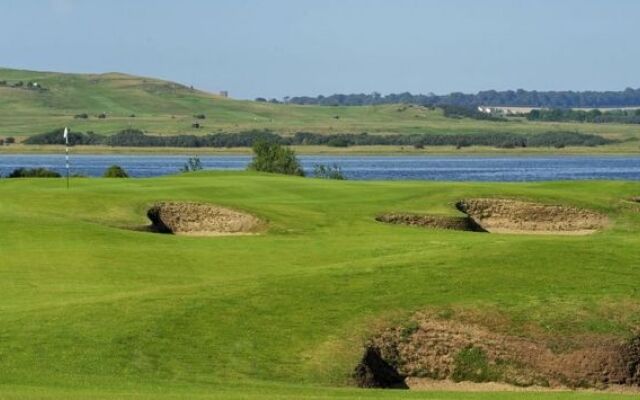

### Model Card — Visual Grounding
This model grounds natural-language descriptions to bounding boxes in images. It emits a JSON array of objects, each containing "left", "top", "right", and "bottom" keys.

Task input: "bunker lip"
[
  {"left": 146, "top": 202, "right": 263, "bottom": 236},
  {"left": 374, "top": 213, "right": 485, "bottom": 232},
  {"left": 355, "top": 314, "right": 640, "bottom": 390},
  {"left": 377, "top": 198, "right": 608, "bottom": 235}
]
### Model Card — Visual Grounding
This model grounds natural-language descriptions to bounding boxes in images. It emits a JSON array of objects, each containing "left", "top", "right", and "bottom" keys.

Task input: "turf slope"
[{"left": 1, "top": 172, "right": 639, "bottom": 399}]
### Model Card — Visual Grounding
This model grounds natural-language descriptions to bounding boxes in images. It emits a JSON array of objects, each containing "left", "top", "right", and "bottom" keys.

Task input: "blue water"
[{"left": 1, "top": 154, "right": 640, "bottom": 181}]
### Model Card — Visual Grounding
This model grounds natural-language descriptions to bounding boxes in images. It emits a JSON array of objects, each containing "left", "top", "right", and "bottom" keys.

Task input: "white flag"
[{"left": 63, "top": 127, "right": 69, "bottom": 145}]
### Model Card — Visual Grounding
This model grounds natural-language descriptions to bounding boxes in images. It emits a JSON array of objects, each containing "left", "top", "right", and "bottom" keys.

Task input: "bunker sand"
[
  {"left": 146, "top": 202, "right": 263, "bottom": 236},
  {"left": 377, "top": 198, "right": 608, "bottom": 235}
]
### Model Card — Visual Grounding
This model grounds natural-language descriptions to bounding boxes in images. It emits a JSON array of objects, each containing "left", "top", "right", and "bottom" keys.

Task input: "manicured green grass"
[
  {"left": 1, "top": 172, "right": 639, "bottom": 399},
  {"left": 2, "top": 67, "right": 640, "bottom": 148},
  {"left": 1, "top": 381, "right": 638, "bottom": 400}
]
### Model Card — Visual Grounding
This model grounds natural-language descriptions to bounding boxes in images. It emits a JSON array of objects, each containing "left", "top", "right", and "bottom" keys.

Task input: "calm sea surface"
[{"left": 1, "top": 154, "right": 640, "bottom": 181}]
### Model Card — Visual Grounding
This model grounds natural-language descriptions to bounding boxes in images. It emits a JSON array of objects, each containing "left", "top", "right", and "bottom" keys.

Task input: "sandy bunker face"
[
  {"left": 377, "top": 198, "right": 608, "bottom": 235},
  {"left": 355, "top": 315, "right": 640, "bottom": 390},
  {"left": 457, "top": 198, "right": 608, "bottom": 234},
  {"left": 147, "top": 202, "right": 262, "bottom": 236}
]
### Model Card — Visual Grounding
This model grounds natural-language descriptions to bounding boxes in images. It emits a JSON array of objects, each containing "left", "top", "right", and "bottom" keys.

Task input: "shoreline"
[{"left": 1, "top": 144, "right": 639, "bottom": 156}]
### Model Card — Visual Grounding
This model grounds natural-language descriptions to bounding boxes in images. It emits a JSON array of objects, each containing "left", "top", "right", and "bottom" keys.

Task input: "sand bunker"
[
  {"left": 456, "top": 198, "right": 608, "bottom": 234},
  {"left": 354, "top": 316, "right": 640, "bottom": 390},
  {"left": 377, "top": 198, "right": 607, "bottom": 235},
  {"left": 146, "top": 202, "right": 262, "bottom": 236}
]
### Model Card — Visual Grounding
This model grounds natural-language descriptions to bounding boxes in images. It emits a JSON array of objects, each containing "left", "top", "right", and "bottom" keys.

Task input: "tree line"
[
  {"left": 24, "top": 128, "right": 615, "bottom": 149},
  {"left": 286, "top": 88, "right": 640, "bottom": 108},
  {"left": 527, "top": 108, "right": 640, "bottom": 124},
  {"left": 440, "top": 105, "right": 506, "bottom": 121}
]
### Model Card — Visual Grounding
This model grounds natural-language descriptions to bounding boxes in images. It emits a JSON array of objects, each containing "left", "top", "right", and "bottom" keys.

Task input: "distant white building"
[
  {"left": 479, "top": 105, "right": 640, "bottom": 114},
  {"left": 477, "top": 106, "right": 508, "bottom": 115}
]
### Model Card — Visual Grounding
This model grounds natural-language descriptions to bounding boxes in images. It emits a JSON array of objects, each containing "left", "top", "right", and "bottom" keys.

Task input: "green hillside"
[
  {"left": 1, "top": 67, "right": 640, "bottom": 145},
  {"left": 1, "top": 173, "right": 639, "bottom": 399}
]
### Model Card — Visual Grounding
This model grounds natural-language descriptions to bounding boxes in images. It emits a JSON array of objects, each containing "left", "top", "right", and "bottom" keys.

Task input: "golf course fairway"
[{"left": 1, "top": 171, "right": 639, "bottom": 399}]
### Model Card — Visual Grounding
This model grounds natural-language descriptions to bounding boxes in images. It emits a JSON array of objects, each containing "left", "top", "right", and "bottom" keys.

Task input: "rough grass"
[
  {"left": 2, "top": 67, "right": 640, "bottom": 149},
  {"left": 0, "top": 172, "right": 639, "bottom": 399},
  {"left": 452, "top": 347, "right": 500, "bottom": 383}
]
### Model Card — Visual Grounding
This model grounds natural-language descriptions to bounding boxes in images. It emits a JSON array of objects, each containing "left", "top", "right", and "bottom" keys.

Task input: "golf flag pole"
[{"left": 64, "top": 127, "right": 69, "bottom": 189}]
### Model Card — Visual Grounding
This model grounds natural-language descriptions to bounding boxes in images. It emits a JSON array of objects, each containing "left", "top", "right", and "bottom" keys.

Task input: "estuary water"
[{"left": 1, "top": 154, "right": 640, "bottom": 181}]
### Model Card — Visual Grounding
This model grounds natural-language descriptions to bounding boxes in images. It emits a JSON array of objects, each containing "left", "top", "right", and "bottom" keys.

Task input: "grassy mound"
[
  {"left": 1, "top": 172, "right": 639, "bottom": 399},
  {"left": 1, "top": 67, "right": 639, "bottom": 147}
]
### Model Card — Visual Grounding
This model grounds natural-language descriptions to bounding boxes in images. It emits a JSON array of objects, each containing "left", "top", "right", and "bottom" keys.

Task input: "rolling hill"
[{"left": 1, "top": 67, "right": 640, "bottom": 146}]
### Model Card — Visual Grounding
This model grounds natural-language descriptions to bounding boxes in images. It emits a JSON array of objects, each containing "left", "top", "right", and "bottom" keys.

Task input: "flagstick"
[
  {"left": 66, "top": 145, "right": 69, "bottom": 189},
  {"left": 64, "top": 127, "right": 70, "bottom": 189}
]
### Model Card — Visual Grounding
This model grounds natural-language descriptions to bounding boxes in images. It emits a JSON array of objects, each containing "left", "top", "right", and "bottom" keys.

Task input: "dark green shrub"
[
  {"left": 181, "top": 156, "right": 203, "bottom": 172},
  {"left": 24, "top": 128, "right": 104, "bottom": 145},
  {"left": 248, "top": 141, "right": 304, "bottom": 176},
  {"left": 22, "top": 129, "right": 615, "bottom": 149},
  {"left": 103, "top": 165, "right": 129, "bottom": 178},
  {"left": 104, "top": 129, "right": 156, "bottom": 146},
  {"left": 313, "top": 164, "right": 345, "bottom": 180},
  {"left": 8, "top": 168, "right": 61, "bottom": 178},
  {"left": 74, "top": 113, "right": 89, "bottom": 119},
  {"left": 194, "top": 114, "right": 206, "bottom": 119},
  {"left": 327, "top": 137, "right": 350, "bottom": 147}
]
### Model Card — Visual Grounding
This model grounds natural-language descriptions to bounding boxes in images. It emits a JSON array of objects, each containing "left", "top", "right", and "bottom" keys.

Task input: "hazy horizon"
[{"left": 3, "top": 0, "right": 639, "bottom": 99}]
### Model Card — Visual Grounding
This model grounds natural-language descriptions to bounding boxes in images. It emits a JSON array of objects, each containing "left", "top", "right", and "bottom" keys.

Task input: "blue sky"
[{"left": 2, "top": 0, "right": 639, "bottom": 99}]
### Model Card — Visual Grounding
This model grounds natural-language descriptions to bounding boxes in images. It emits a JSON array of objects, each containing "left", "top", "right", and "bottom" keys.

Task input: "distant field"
[
  {"left": 1, "top": 173, "right": 639, "bottom": 399},
  {"left": 1, "top": 68, "right": 640, "bottom": 147}
]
